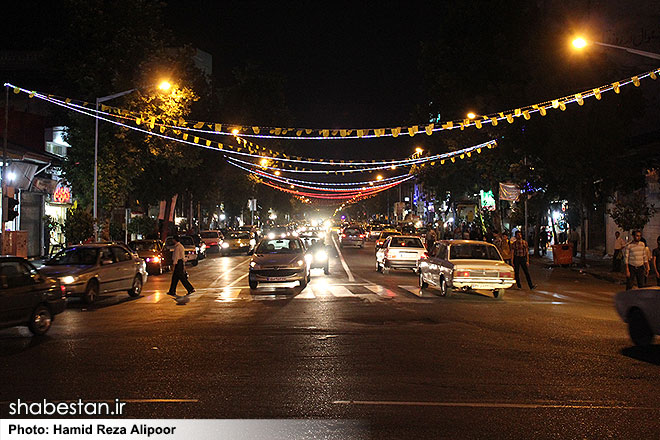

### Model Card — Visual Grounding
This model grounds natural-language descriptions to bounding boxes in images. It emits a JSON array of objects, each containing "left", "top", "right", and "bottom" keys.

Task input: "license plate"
[{"left": 267, "top": 277, "right": 289, "bottom": 281}]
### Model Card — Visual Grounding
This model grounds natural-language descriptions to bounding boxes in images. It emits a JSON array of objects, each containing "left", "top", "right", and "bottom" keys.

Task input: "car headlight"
[
  {"left": 314, "top": 250, "right": 328, "bottom": 262},
  {"left": 297, "top": 259, "right": 305, "bottom": 267},
  {"left": 268, "top": 232, "right": 275, "bottom": 239},
  {"left": 250, "top": 261, "right": 259, "bottom": 269},
  {"left": 222, "top": 242, "right": 230, "bottom": 249},
  {"left": 250, "top": 239, "right": 256, "bottom": 246},
  {"left": 61, "top": 275, "right": 76, "bottom": 284}
]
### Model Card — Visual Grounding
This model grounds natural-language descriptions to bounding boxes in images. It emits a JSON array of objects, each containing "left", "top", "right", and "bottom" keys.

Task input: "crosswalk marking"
[{"left": 131, "top": 284, "right": 617, "bottom": 305}]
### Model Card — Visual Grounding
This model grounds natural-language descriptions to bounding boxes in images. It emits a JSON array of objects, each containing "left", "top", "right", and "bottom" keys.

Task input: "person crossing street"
[
  {"left": 512, "top": 230, "right": 536, "bottom": 290},
  {"left": 167, "top": 235, "right": 195, "bottom": 297}
]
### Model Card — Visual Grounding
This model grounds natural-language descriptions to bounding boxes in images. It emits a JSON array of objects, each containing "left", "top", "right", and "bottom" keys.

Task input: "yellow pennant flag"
[
  {"left": 281, "top": 129, "right": 288, "bottom": 135},
  {"left": 13, "top": 87, "right": 20, "bottom": 94},
  {"left": 135, "top": 117, "right": 141, "bottom": 125},
  {"left": 305, "top": 129, "right": 313, "bottom": 135},
  {"left": 539, "top": 107, "right": 547, "bottom": 116},
  {"left": 357, "top": 129, "right": 365, "bottom": 138},
  {"left": 159, "top": 126, "right": 165, "bottom": 133},
  {"left": 559, "top": 102, "right": 566, "bottom": 111},
  {"left": 296, "top": 129, "right": 303, "bottom": 136},
  {"left": 375, "top": 128, "right": 385, "bottom": 137},
  {"left": 514, "top": 108, "right": 521, "bottom": 116},
  {"left": 218, "top": 143, "right": 223, "bottom": 149},
  {"left": 101, "top": 104, "right": 109, "bottom": 112},
  {"left": 340, "top": 129, "right": 347, "bottom": 137},
  {"left": 632, "top": 76, "right": 640, "bottom": 87},
  {"left": 451, "top": 157, "right": 456, "bottom": 163},
  {"left": 506, "top": 114, "right": 514, "bottom": 123},
  {"left": 650, "top": 71, "right": 657, "bottom": 80},
  {"left": 183, "top": 133, "right": 188, "bottom": 141},
  {"left": 193, "top": 122, "right": 204, "bottom": 129},
  {"left": 409, "top": 125, "right": 418, "bottom": 136},
  {"left": 252, "top": 126, "right": 260, "bottom": 134},
  {"left": 477, "top": 148, "right": 482, "bottom": 154},
  {"left": 391, "top": 127, "right": 401, "bottom": 137},
  {"left": 467, "top": 152, "right": 471, "bottom": 157},
  {"left": 475, "top": 119, "right": 482, "bottom": 129},
  {"left": 274, "top": 128, "right": 282, "bottom": 135},
  {"left": 575, "top": 93, "right": 584, "bottom": 105},
  {"left": 459, "top": 123, "right": 465, "bottom": 131},
  {"left": 551, "top": 100, "right": 559, "bottom": 109},
  {"left": 331, "top": 130, "right": 338, "bottom": 136},
  {"left": 321, "top": 129, "right": 329, "bottom": 137},
  {"left": 205, "top": 140, "right": 211, "bottom": 147},
  {"left": 193, "top": 136, "right": 199, "bottom": 143},
  {"left": 149, "top": 117, "right": 155, "bottom": 129},
  {"left": 460, "top": 154, "right": 465, "bottom": 159},
  {"left": 612, "top": 82, "right": 620, "bottom": 93},
  {"left": 523, "top": 110, "right": 530, "bottom": 120},
  {"left": 425, "top": 124, "right": 434, "bottom": 135},
  {"left": 441, "top": 121, "right": 452, "bottom": 130}
]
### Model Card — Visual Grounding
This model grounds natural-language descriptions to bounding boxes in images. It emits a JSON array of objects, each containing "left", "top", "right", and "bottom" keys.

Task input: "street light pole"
[
  {"left": 93, "top": 81, "right": 170, "bottom": 241},
  {"left": 94, "top": 88, "right": 137, "bottom": 241},
  {"left": 572, "top": 37, "right": 660, "bottom": 60}
]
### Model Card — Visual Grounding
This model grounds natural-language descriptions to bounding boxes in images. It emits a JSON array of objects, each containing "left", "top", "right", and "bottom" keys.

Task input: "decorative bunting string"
[{"left": 7, "top": 66, "right": 657, "bottom": 141}]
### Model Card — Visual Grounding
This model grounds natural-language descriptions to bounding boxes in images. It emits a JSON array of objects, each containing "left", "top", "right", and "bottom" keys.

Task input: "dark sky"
[{"left": 162, "top": 1, "right": 446, "bottom": 128}]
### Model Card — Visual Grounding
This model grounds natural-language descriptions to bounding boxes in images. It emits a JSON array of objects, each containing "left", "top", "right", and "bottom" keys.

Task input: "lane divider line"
[{"left": 331, "top": 235, "right": 355, "bottom": 282}]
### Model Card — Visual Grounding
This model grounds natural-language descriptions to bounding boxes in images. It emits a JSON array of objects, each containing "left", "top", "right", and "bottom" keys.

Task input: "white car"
[
  {"left": 615, "top": 287, "right": 660, "bottom": 346},
  {"left": 419, "top": 240, "right": 515, "bottom": 299},
  {"left": 376, "top": 235, "right": 427, "bottom": 273}
]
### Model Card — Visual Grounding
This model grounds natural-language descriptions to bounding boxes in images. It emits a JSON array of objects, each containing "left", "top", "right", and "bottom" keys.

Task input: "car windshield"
[
  {"left": 450, "top": 244, "right": 502, "bottom": 260},
  {"left": 344, "top": 228, "right": 362, "bottom": 235},
  {"left": 230, "top": 232, "right": 251, "bottom": 239},
  {"left": 129, "top": 241, "right": 158, "bottom": 251},
  {"left": 389, "top": 237, "right": 424, "bottom": 248},
  {"left": 200, "top": 232, "right": 219, "bottom": 238},
  {"left": 256, "top": 239, "right": 303, "bottom": 254},
  {"left": 47, "top": 247, "right": 99, "bottom": 265},
  {"left": 180, "top": 236, "right": 195, "bottom": 246}
]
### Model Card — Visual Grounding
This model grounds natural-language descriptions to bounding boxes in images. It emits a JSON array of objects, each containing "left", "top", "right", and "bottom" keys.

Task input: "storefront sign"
[
  {"left": 480, "top": 190, "right": 496, "bottom": 211},
  {"left": 53, "top": 184, "right": 71, "bottom": 203}
]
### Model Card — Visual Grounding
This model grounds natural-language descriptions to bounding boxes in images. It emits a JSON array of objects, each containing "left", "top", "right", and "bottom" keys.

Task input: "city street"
[{"left": 1, "top": 236, "right": 659, "bottom": 438}]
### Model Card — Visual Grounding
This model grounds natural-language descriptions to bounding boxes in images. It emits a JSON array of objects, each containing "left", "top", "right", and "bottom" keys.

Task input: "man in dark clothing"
[{"left": 167, "top": 235, "right": 195, "bottom": 297}]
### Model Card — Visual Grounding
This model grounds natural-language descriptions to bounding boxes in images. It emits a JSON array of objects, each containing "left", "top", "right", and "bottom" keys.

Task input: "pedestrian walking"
[
  {"left": 568, "top": 227, "right": 580, "bottom": 257},
  {"left": 511, "top": 230, "right": 536, "bottom": 290},
  {"left": 539, "top": 226, "right": 548, "bottom": 256},
  {"left": 652, "top": 236, "right": 660, "bottom": 286},
  {"left": 624, "top": 230, "right": 649, "bottom": 290},
  {"left": 612, "top": 231, "right": 626, "bottom": 272},
  {"left": 495, "top": 231, "right": 512, "bottom": 266},
  {"left": 167, "top": 235, "right": 195, "bottom": 297}
]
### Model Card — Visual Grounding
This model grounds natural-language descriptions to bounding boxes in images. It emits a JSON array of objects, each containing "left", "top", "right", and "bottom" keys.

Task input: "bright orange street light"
[
  {"left": 466, "top": 112, "right": 477, "bottom": 119},
  {"left": 571, "top": 35, "right": 660, "bottom": 60},
  {"left": 158, "top": 81, "right": 172, "bottom": 91},
  {"left": 376, "top": 175, "right": 383, "bottom": 181},
  {"left": 572, "top": 37, "right": 587, "bottom": 49}
]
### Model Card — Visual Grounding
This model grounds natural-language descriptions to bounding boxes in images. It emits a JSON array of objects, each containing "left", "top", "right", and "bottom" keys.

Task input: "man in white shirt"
[
  {"left": 612, "top": 231, "right": 626, "bottom": 272},
  {"left": 624, "top": 230, "right": 649, "bottom": 290},
  {"left": 167, "top": 235, "right": 195, "bottom": 297}
]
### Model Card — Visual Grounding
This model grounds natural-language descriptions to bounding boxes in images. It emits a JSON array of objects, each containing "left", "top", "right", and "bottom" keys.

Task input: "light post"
[
  {"left": 572, "top": 37, "right": 660, "bottom": 60},
  {"left": 93, "top": 81, "right": 171, "bottom": 240}
]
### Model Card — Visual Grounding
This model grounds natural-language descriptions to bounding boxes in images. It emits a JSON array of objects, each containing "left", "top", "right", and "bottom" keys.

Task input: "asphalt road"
[{"left": 1, "top": 237, "right": 659, "bottom": 439}]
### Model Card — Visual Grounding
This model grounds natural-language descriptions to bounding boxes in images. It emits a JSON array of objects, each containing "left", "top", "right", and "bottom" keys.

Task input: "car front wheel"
[
  {"left": 191, "top": 259, "right": 199, "bottom": 267},
  {"left": 439, "top": 277, "right": 448, "bottom": 297},
  {"left": 249, "top": 279, "right": 258, "bottom": 290},
  {"left": 28, "top": 305, "right": 52, "bottom": 336},
  {"left": 419, "top": 272, "right": 428, "bottom": 289},
  {"left": 84, "top": 281, "right": 99, "bottom": 304},
  {"left": 128, "top": 275, "right": 143, "bottom": 297}
]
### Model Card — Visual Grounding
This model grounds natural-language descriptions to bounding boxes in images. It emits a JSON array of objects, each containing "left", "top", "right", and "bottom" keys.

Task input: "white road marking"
[
  {"left": 331, "top": 235, "right": 355, "bottom": 282},
  {"left": 209, "top": 258, "right": 251, "bottom": 287},
  {"left": 399, "top": 285, "right": 423, "bottom": 297},
  {"left": 364, "top": 284, "right": 398, "bottom": 298},
  {"left": 328, "top": 285, "right": 354, "bottom": 297},
  {"left": 332, "top": 400, "right": 657, "bottom": 410},
  {"left": 295, "top": 289, "right": 316, "bottom": 299}
]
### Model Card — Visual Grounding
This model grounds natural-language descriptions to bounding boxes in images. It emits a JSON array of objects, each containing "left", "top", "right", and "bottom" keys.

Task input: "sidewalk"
[{"left": 530, "top": 247, "right": 627, "bottom": 285}]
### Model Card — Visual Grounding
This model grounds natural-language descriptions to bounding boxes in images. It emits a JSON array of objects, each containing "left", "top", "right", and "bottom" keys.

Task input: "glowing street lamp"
[
  {"left": 466, "top": 112, "right": 477, "bottom": 119},
  {"left": 571, "top": 36, "right": 660, "bottom": 60},
  {"left": 415, "top": 147, "right": 423, "bottom": 154},
  {"left": 376, "top": 174, "right": 383, "bottom": 181}
]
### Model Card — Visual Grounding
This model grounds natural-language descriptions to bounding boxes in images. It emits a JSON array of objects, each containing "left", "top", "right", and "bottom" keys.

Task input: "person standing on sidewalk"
[
  {"left": 612, "top": 231, "right": 626, "bottom": 272},
  {"left": 568, "top": 227, "right": 580, "bottom": 257},
  {"left": 167, "top": 235, "right": 195, "bottom": 297},
  {"left": 624, "top": 230, "right": 648, "bottom": 290},
  {"left": 652, "top": 236, "right": 660, "bottom": 286},
  {"left": 511, "top": 230, "right": 536, "bottom": 290}
]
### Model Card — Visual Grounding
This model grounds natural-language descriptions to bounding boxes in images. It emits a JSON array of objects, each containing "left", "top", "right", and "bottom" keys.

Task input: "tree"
[
  {"left": 63, "top": 207, "right": 95, "bottom": 245},
  {"left": 608, "top": 192, "right": 656, "bottom": 232}
]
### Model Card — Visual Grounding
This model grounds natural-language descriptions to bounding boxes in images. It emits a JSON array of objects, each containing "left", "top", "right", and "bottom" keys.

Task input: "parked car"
[
  {"left": 164, "top": 236, "right": 199, "bottom": 266},
  {"left": 249, "top": 237, "right": 310, "bottom": 290},
  {"left": 0, "top": 256, "right": 66, "bottom": 335},
  {"left": 302, "top": 233, "right": 330, "bottom": 275},
  {"left": 200, "top": 230, "right": 224, "bottom": 253},
  {"left": 376, "top": 235, "right": 427, "bottom": 273},
  {"left": 615, "top": 288, "right": 660, "bottom": 346},
  {"left": 375, "top": 230, "right": 401, "bottom": 254},
  {"left": 339, "top": 226, "right": 366, "bottom": 248},
  {"left": 128, "top": 239, "right": 172, "bottom": 275},
  {"left": 419, "top": 240, "right": 514, "bottom": 299},
  {"left": 38, "top": 243, "right": 148, "bottom": 304},
  {"left": 222, "top": 230, "right": 256, "bottom": 255}
]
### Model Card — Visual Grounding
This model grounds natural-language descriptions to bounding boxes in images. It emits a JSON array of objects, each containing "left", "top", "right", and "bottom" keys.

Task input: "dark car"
[
  {"left": 0, "top": 256, "right": 66, "bottom": 335},
  {"left": 128, "top": 239, "right": 172, "bottom": 275}
]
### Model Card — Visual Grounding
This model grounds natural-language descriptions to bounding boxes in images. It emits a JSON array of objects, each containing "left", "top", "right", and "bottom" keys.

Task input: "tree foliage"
[{"left": 608, "top": 192, "right": 656, "bottom": 232}]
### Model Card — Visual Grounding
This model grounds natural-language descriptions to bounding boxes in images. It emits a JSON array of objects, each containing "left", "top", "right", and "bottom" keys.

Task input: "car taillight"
[
  {"left": 60, "top": 285, "right": 66, "bottom": 297},
  {"left": 210, "top": 242, "right": 217, "bottom": 246},
  {"left": 420, "top": 252, "right": 428, "bottom": 260},
  {"left": 454, "top": 270, "right": 471, "bottom": 277},
  {"left": 341, "top": 233, "right": 346, "bottom": 238},
  {"left": 359, "top": 234, "right": 365, "bottom": 238},
  {"left": 499, "top": 271, "right": 513, "bottom": 278}
]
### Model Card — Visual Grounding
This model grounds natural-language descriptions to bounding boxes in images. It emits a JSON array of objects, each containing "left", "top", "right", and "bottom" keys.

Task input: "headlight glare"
[{"left": 61, "top": 276, "right": 76, "bottom": 284}]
